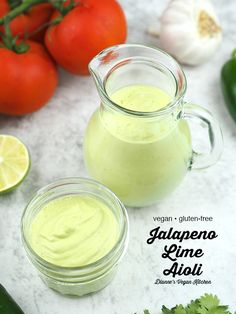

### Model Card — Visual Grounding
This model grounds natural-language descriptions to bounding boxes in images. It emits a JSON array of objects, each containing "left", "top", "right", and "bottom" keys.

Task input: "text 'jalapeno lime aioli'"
[{"left": 29, "top": 195, "right": 119, "bottom": 267}]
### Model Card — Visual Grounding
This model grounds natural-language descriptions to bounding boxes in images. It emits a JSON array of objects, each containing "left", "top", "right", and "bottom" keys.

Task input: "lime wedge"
[{"left": 0, "top": 135, "right": 30, "bottom": 193}]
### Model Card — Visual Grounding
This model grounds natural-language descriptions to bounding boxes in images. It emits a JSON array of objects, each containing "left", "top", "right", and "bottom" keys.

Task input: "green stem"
[
  {"left": 62, "top": 0, "right": 75, "bottom": 15},
  {"left": 0, "top": 0, "right": 49, "bottom": 25},
  {"left": 0, "top": 0, "right": 76, "bottom": 26},
  {"left": 8, "top": 0, "right": 23, "bottom": 10},
  {"left": 51, "top": 0, "right": 77, "bottom": 16},
  {"left": 0, "top": 0, "right": 76, "bottom": 53},
  {"left": 26, "top": 15, "right": 62, "bottom": 38},
  {"left": 1, "top": 16, "right": 30, "bottom": 53},
  {"left": 2, "top": 17, "right": 14, "bottom": 50}
]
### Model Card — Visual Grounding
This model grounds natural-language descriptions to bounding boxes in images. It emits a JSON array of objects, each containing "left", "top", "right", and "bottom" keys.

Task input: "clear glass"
[
  {"left": 21, "top": 178, "right": 129, "bottom": 296},
  {"left": 84, "top": 44, "right": 223, "bottom": 207}
]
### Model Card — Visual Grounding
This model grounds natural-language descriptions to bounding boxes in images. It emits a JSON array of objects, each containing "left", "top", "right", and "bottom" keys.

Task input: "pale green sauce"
[
  {"left": 84, "top": 84, "right": 192, "bottom": 206},
  {"left": 111, "top": 85, "right": 171, "bottom": 112},
  {"left": 29, "top": 195, "right": 119, "bottom": 267}
]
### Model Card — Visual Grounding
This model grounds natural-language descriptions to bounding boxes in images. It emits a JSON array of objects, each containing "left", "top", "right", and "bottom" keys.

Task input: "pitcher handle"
[{"left": 182, "top": 103, "right": 223, "bottom": 170}]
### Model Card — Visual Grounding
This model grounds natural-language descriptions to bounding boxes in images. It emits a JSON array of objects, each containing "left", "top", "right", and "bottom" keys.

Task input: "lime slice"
[{"left": 0, "top": 135, "right": 30, "bottom": 193}]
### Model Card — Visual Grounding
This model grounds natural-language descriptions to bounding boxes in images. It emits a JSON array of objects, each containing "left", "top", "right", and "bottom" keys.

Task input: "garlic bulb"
[{"left": 159, "top": 0, "right": 222, "bottom": 65}]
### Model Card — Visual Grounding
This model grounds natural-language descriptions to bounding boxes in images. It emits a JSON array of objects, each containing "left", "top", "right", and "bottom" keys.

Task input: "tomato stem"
[
  {"left": 0, "top": 0, "right": 76, "bottom": 53},
  {"left": 0, "top": 16, "right": 30, "bottom": 54},
  {"left": 2, "top": 17, "right": 15, "bottom": 50},
  {"left": 7, "top": 0, "right": 23, "bottom": 10},
  {"left": 0, "top": 0, "right": 78, "bottom": 26},
  {"left": 51, "top": 0, "right": 77, "bottom": 16},
  {"left": 62, "top": 0, "right": 75, "bottom": 15},
  {"left": 27, "top": 16, "right": 62, "bottom": 38},
  {"left": 0, "top": 0, "right": 48, "bottom": 25},
  {"left": 0, "top": 0, "right": 68, "bottom": 25}
]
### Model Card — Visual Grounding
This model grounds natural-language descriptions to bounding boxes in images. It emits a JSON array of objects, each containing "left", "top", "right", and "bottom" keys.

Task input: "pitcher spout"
[
  {"left": 89, "top": 44, "right": 186, "bottom": 116},
  {"left": 89, "top": 45, "right": 121, "bottom": 92}
]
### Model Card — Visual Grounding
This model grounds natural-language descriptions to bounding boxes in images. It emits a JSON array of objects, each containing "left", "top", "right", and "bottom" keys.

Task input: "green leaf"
[
  {"left": 187, "top": 300, "right": 201, "bottom": 314},
  {"left": 174, "top": 305, "right": 187, "bottom": 314},
  {"left": 139, "top": 294, "right": 235, "bottom": 314},
  {"left": 207, "top": 307, "right": 228, "bottom": 314},
  {"left": 199, "top": 294, "right": 220, "bottom": 310},
  {"left": 197, "top": 306, "right": 208, "bottom": 314},
  {"left": 162, "top": 305, "right": 174, "bottom": 314}
]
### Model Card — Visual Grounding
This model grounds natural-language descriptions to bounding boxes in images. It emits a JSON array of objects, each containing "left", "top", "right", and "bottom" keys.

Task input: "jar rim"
[
  {"left": 21, "top": 177, "right": 129, "bottom": 276},
  {"left": 89, "top": 44, "right": 187, "bottom": 118}
]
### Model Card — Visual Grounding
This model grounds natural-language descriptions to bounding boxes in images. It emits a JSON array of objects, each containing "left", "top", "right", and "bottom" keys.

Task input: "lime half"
[{"left": 0, "top": 135, "right": 30, "bottom": 194}]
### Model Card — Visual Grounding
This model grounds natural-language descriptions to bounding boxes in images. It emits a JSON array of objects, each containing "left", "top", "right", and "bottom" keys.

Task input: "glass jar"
[
  {"left": 21, "top": 177, "right": 129, "bottom": 296},
  {"left": 84, "top": 44, "right": 223, "bottom": 207}
]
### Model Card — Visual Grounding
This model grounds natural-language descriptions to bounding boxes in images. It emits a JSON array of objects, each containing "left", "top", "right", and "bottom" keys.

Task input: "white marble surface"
[{"left": 0, "top": 0, "right": 236, "bottom": 313}]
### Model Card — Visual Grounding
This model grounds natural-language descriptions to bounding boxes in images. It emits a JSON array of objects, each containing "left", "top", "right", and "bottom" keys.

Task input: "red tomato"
[
  {"left": 0, "top": 1, "right": 9, "bottom": 17},
  {"left": 0, "top": 41, "right": 58, "bottom": 116},
  {"left": 0, "top": 2, "right": 53, "bottom": 42},
  {"left": 45, "top": 0, "right": 127, "bottom": 75}
]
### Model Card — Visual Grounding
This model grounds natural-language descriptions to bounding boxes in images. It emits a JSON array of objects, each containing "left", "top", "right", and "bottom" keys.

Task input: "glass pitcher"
[{"left": 84, "top": 44, "right": 223, "bottom": 207}]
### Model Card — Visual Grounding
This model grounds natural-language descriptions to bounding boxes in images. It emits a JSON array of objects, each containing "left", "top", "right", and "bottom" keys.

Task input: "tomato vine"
[{"left": 0, "top": 0, "right": 77, "bottom": 53}]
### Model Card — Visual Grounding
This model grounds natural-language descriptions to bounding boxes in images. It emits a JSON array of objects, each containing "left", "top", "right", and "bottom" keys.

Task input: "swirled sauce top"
[{"left": 29, "top": 195, "right": 119, "bottom": 267}]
